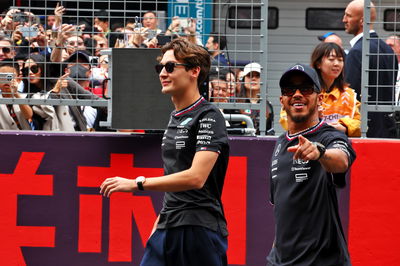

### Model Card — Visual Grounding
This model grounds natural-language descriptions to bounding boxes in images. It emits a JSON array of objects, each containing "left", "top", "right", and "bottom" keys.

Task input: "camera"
[{"left": 0, "top": 73, "right": 15, "bottom": 84}]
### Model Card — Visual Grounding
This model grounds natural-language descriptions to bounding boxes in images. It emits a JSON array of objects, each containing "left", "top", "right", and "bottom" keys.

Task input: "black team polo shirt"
[
  {"left": 267, "top": 120, "right": 356, "bottom": 266},
  {"left": 157, "top": 97, "right": 230, "bottom": 237}
]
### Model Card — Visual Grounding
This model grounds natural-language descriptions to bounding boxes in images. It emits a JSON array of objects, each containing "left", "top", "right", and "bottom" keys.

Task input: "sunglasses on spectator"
[
  {"left": 281, "top": 85, "right": 317, "bottom": 97},
  {"left": 0, "top": 47, "right": 11, "bottom": 54},
  {"left": 22, "top": 65, "right": 40, "bottom": 75},
  {"left": 155, "top": 62, "right": 191, "bottom": 74}
]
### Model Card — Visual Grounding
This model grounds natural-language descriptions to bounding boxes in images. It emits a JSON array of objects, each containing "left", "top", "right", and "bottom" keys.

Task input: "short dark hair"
[
  {"left": 95, "top": 10, "right": 109, "bottom": 23},
  {"left": 0, "top": 59, "right": 19, "bottom": 73},
  {"left": 143, "top": 10, "right": 157, "bottom": 18},
  {"left": 160, "top": 38, "right": 211, "bottom": 88},
  {"left": 209, "top": 32, "right": 227, "bottom": 50},
  {"left": 310, "top": 42, "right": 347, "bottom": 92}
]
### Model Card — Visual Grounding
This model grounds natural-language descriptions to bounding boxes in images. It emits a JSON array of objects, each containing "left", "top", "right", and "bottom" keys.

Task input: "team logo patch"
[
  {"left": 291, "top": 64, "right": 305, "bottom": 71},
  {"left": 180, "top": 118, "right": 193, "bottom": 126}
]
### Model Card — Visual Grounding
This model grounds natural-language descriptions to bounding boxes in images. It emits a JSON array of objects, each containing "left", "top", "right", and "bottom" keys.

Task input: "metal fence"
[{"left": 361, "top": 0, "right": 400, "bottom": 138}]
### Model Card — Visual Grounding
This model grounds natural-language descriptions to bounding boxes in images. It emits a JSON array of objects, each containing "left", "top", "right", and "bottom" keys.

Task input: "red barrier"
[{"left": 349, "top": 139, "right": 400, "bottom": 266}]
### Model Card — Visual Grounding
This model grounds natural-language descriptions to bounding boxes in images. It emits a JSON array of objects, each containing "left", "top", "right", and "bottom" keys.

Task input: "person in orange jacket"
[{"left": 280, "top": 42, "right": 361, "bottom": 137}]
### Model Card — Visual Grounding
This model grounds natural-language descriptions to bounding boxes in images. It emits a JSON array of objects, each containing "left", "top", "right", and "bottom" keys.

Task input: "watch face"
[{"left": 136, "top": 176, "right": 145, "bottom": 183}]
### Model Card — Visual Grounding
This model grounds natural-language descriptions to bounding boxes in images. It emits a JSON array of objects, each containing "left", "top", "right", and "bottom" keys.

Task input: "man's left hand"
[{"left": 100, "top": 176, "right": 136, "bottom": 197}]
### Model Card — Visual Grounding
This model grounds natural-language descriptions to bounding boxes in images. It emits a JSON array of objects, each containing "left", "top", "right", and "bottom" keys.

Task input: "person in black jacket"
[{"left": 343, "top": 0, "right": 398, "bottom": 138}]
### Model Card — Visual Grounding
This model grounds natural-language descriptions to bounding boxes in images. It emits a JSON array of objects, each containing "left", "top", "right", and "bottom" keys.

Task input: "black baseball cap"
[
  {"left": 65, "top": 50, "right": 90, "bottom": 64},
  {"left": 279, "top": 63, "right": 321, "bottom": 93}
]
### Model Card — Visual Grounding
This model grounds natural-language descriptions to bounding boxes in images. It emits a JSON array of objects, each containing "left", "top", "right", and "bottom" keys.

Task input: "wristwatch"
[
  {"left": 312, "top": 142, "right": 326, "bottom": 160},
  {"left": 135, "top": 176, "right": 146, "bottom": 191}
]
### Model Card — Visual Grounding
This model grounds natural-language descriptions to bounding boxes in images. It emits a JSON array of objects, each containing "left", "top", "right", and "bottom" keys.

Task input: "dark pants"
[{"left": 140, "top": 226, "right": 228, "bottom": 266}]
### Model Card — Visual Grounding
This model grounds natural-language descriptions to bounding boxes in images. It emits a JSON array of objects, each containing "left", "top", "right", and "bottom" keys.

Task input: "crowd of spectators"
[
  {"left": 0, "top": 1, "right": 399, "bottom": 137},
  {"left": 0, "top": 5, "right": 271, "bottom": 133}
]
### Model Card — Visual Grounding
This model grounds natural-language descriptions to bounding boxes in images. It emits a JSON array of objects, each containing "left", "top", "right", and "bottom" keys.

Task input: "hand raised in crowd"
[
  {"left": 166, "top": 16, "right": 181, "bottom": 34},
  {"left": 12, "top": 25, "right": 24, "bottom": 43},
  {"left": 55, "top": 24, "right": 75, "bottom": 47},
  {"left": 1, "top": 78, "right": 19, "bottom": 98},
  {"left": 184, "top": 18, "right": 196, "bottom": 35},
  {"left": 35, "top": 25, "right": 48, "bottom": 47},
  {"left": 52, "top": 72, "right": 69, "bottom": 93},
  {"left": 129, "top": 27, "right": 148, "bottom": 47},
  {"left": 143, "top": 36, "right": 158, "bottom": 48},
  {"left": 1, "top": 8, "right": 20, "bottom": 30},
  {"left": 54, "top": 2, "right": 66, "bottom": 17}
]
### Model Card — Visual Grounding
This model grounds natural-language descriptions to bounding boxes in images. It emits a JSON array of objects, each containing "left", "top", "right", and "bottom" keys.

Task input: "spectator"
[
  {"left": 239, "top": 62, "right": 273, "bottom": 132},
  {"left": 343, "top": 0, "right": 398, "bottom": 138},
  {"left": 0, "top": 60, "right": 33, "bottom": 130},
  {"left": 225, "top": 70, "right": 238, "bottom": 98},
  {"left": 51, "top": 24, "right": 87, "bottom": 62},
  {"left": 386, "top": 34, "right": 400, "bottom": 105},
  {"left": 280, "top": 43, "right": 361, "bottom": 137},
  {"left": 318, "top": 32, "right": 344, "bottom": 48},
  {"left": 205, "top": 32, "right": 229, "bottom": 66},
  {"left": 165, "top": 16, "right": 200, "bottom": 45},
  {"left": 22, "top": 53, "right": 53, "bottom": 94},
  {"left": 0, "top": 35, "right": 15, "bottom": 60},
  {"left": 92, "top": 35, "right": 108, "bottom": 57},
  {"left": 209, "top": 68, "right": 229, "bottom": 103},
  {"left": 94, "top": 10, "right": 110, "bottom": 37},
  {"left": 142, "top": 11, "right": 161, "bottom": 34},
  {"left": 318, "top": 32, "right": 349, "bottom": 54},
  {"left": 46, "top": 15, "right": 56, "bottom": 29}
]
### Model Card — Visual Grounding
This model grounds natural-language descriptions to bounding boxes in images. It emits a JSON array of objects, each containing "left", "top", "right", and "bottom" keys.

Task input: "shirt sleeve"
[
  {"left": 195, "top": 108, "right": 228, "bottom": 153},
  {"left": 323, "top": 129, "right": 357, "bottom": 187}
]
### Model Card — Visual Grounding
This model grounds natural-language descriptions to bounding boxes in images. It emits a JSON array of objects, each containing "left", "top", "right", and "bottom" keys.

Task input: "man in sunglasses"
[
  {"left": 267, "top": 63, "right": 356, "bottom": 266},
  {"left": 100, "top": 38, "right": 229, "bottom": 266},
  {"left": 0, "top": 36, "right": 16, "bottom": 61}
]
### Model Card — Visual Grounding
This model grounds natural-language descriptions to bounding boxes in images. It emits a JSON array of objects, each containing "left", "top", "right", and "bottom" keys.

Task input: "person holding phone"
[{"left": 0, "top": 60, "right": 34, "bottom": 130}]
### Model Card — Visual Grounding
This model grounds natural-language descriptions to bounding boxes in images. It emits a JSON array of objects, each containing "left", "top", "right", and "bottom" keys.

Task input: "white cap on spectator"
[{"left": 243, "top": 62, "right": 261, "bottom": 77}]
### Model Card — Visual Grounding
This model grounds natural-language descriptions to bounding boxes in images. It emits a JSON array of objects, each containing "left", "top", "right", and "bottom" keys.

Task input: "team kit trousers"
[{"left": 140, "top": 225, "right": 228, "bottom": 266}]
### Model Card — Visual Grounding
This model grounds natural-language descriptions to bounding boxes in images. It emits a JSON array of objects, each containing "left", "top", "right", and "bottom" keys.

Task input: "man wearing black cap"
[{"left": 267, "top": 63, "right": 356, "bottom": 266}]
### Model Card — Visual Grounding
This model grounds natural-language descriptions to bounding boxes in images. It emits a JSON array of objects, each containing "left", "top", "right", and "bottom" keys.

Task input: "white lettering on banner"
[
  {"left": 175, "top": 5, "right": 189, "bottom": 17},
  {"left": 195, "top": 0, "right": 204, "bottom": 33}
]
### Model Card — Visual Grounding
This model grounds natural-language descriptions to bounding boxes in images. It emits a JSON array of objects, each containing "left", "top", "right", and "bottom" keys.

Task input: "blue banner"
[{"left": 167, "top": 0, "right": 213, "bottom": 45}]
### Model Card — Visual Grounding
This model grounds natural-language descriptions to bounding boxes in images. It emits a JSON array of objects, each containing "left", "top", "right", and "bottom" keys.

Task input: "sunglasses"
[
  {"left": 281, "top": 85, "right": 317, "bottom": 97},
  {"left": 0, "top": 47, "right": 11, "bottom": 54},
  {"left": 22, "top": 65, "right": 40, "bottom": 75},
  {"left": 155, "top": 62, "right": 191, "bottom": 74}
]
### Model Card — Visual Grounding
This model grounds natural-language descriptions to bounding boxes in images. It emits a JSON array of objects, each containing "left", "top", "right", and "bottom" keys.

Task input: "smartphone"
[
  {"left": 0, "top": 73, "right": 15, "bottom": 84},
  {"left": 20, "top": 26, "right": 39, "bottom": 38},
  {"left": 89, "top": 56, "right": 99, "bottom": 66},
  {"left": 147, "top": 29, "right": 157, "bottom": 40},
  {"left": 156, "top": 34, "right": 173, "bottom": 46}
]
